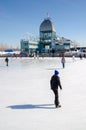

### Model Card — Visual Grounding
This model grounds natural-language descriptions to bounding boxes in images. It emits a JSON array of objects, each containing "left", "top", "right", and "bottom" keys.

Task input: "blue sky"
[{"left": 0, "top": 0, "right": 86, "bottom": 47}]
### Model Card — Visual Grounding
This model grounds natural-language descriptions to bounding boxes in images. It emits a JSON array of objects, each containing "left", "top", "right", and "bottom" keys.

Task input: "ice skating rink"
[{"left": 0, "top": 57, "right": 86, "bottom": 130}]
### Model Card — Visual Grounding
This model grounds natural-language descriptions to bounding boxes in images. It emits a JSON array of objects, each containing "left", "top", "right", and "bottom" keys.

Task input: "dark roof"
[{"left": 40, "top": 18, "right": 56, "bottom": 32}]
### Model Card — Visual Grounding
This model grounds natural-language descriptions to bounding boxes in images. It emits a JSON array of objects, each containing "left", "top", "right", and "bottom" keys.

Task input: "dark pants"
[
  {"left": 52, "top": 89, "right": 59, "bottom": 107},
  {"left": 6, "top": 62, "right": 8, "bottom": 66}
]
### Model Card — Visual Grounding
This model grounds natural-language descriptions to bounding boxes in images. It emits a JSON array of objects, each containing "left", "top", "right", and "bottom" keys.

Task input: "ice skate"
[{"left": 55, "top": 104, "right": 61, "bottom": 108}]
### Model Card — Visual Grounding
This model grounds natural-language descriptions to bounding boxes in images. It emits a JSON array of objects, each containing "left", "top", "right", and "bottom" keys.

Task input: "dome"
[{"left": 40, "top": 18, "right": 56, "bottom": 32}]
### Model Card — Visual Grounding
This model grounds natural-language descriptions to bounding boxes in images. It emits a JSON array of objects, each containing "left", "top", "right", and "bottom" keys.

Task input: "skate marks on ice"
[
  {"left": 46, "top": 67, "right": 62, "bottom": 70},
  {"left": 7, "top": 104, "right": 56, "bottom": 109}
]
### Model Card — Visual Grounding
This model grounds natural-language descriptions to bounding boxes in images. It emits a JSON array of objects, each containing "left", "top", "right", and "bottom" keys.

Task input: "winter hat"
[{"left": 54, "top": 70, "right": 59, "bottom": 75}]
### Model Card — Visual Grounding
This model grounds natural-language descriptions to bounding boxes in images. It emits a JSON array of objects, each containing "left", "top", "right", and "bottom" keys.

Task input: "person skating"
[
  {"left": 5, "top": 57, "right": 9, "bottom": 66},
  {"left": 50, "top": 70, "right": 62, "bottom": 108},
  {"left": 61, "top": 55, "right": 65, "bottom": 68}
]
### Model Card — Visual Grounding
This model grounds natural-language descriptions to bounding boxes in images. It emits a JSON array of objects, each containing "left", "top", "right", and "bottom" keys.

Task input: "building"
[
  {"left": 20, "top": 36, "right": 39, "bottom": 56},
  {"left": 20, "top": 17, "right": 73, "bottom": 56},
  {"left": 55, "top": 37, "right": 72, "bottom": 50},
  {"left": 38, "top": 18, "right": 73, "bottom": 54},
  {"left": 39, "top": 17, "right": 57, "bottom": 52}
]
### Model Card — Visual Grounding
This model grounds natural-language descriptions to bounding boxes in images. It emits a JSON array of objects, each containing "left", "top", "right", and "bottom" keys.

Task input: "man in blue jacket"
[{"left": 50, "top": 70, "right": 62, "bottom": 108}]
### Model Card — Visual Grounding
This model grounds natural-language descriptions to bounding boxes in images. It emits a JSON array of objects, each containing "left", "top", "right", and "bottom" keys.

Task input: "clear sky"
[{"left": 0, "top": 0, "right": 86, "bottom": 47}]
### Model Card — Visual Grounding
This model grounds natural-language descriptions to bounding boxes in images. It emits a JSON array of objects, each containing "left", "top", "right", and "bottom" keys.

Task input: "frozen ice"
[{"left": 0, "top": 57, "right": 86, "bottom": 130}]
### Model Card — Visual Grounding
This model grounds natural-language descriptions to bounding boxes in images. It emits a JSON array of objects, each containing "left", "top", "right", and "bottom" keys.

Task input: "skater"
[
  {"left": 5, "top": 57, "right": 9, "bottom": 66},
  {"left": 72, "top": 55, "right": 75, "bottom": 62},
  {"left": 61, "top": 55, "right": 65, "bottom": 68},
  {"left": 79, "top": 54, "right": 82, "bottom": 59},
  {"left": 50, "top": 70, "right": 62, "bottom": 108}
]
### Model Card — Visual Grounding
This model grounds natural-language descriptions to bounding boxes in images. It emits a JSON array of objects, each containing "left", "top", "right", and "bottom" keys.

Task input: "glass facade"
[
  {"left": 20, "top": 39, "right": 38, "bottom": 55},
  {"left": 39, "top": 18, "right": 57, "bottom": 52},
  {"left": 20, "top": 18, "right": 71, "bottom": 55}
]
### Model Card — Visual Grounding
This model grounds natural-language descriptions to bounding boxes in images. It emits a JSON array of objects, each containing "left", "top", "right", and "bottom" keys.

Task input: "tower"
[{"left": 39, "top": 17, "right": 57, "bottom": 52}]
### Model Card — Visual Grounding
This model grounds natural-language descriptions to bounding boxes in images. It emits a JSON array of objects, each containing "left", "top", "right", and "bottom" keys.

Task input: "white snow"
[{"left": 0, "top": 57, "right": 86, "bottom": 130}]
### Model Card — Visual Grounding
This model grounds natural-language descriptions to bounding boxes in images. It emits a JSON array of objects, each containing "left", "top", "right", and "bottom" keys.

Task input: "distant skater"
[
  {"left": 5, "top": 57, "right": 9, "bottom": 66},
  {"left": 61, "top": 55, "right": 65, "bottom": 68},
  {"left": 50, "top": 70, "right": 62, "bottom": 108},
  {"left": 79, "top": 54, "right": 82, "bottom": 59},
  {"left": 72, "top": 55, "right": 75, "bottom": 62}
]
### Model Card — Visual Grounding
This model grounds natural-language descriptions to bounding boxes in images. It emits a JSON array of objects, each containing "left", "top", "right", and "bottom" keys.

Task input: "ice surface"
[{"left": 0, "top": 57, "right": 86, "bottom": 130}]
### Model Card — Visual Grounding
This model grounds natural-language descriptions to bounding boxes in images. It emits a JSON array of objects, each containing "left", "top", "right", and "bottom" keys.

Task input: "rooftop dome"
[{"left": 40, "top": 18, "right": 56, "bottom": 32}]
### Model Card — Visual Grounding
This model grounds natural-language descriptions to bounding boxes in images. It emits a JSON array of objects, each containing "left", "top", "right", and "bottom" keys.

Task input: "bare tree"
[{"left": 0, "top": 43, "right": 10, "bottom": 51}]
